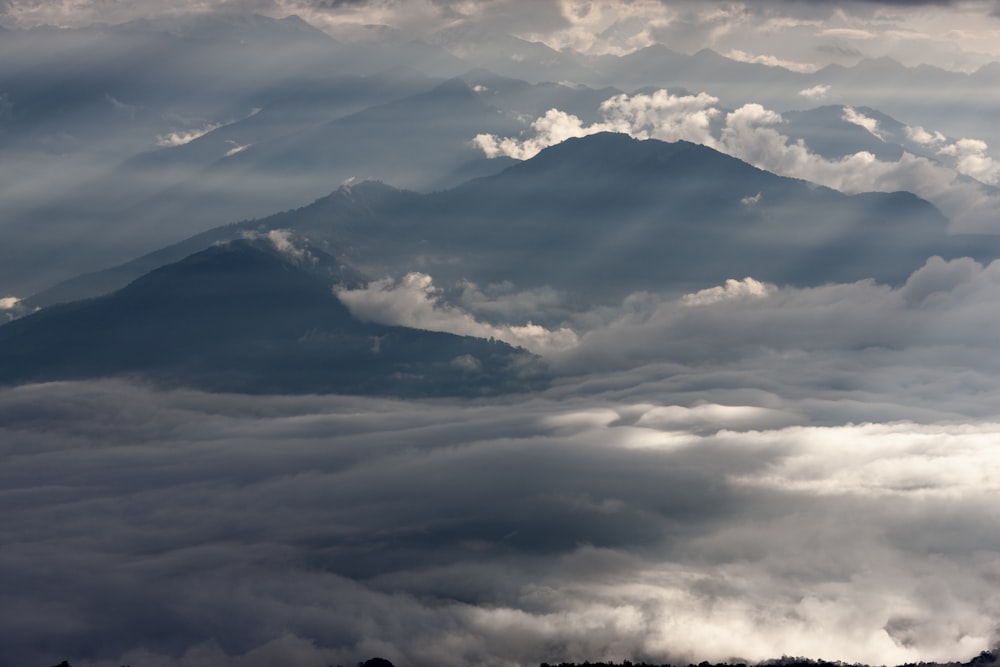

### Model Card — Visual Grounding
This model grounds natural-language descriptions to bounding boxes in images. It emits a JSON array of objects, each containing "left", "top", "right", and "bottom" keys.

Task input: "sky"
[
  {"left": 3, "top": 2, "right": 1000, "bottom": 667},
  {"left": 4, "top": 0, "right": 1000, "bottom": 70}
]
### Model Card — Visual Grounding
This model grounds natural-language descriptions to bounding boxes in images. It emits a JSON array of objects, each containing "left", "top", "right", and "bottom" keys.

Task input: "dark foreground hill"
[
  {"left": 541, "top": 652, "right": 1000, "bottom": 667},
  {"left": 0, "top": 240, "right": 545, "bottom": 396},
  {"left": 46, "top": 649, "right": 1000, "bottom": 667}
]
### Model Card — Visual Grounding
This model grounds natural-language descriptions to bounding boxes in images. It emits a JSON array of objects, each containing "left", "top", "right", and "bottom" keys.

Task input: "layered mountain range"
[
  {"left": 4, "top": 12, "right": 1000, "bottom": 294},
  {"left": 4, "top": 13, "right": 1000, "bottom": 396},
  {"left": 5, "top": 132, "right": 999, "bottom": 395}
]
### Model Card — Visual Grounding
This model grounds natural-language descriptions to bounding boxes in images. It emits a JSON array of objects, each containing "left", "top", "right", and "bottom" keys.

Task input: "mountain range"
[
  {"left": 5, "top": 132, "right": 1000, "bottom": 395},
  {"left": 4, "top": 13, "right": 1000, "bottom": 295},
  {"left": 28, "top": 132, "right": 999, "bottom": 308},
  {"left": 4, "top": 14, "right": 1000, "bottom": 396}
]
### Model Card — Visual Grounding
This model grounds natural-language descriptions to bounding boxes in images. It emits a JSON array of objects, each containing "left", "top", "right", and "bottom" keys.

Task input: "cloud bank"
[
  {"left": 2, "top": 378, "right": 998, "bottom": 667},
  {"left": 4, "top": 255, "right": 1000, "bottom": 666}
]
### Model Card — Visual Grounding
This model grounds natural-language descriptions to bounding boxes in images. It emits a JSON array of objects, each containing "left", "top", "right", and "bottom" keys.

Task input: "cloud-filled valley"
[
  {"left": 3, "top": 3, "right": 1000, "bottom": 667},
  {"left": 5, "top": 247, "right": 1000, "bottom": 666},
  {"left": 3, "top": 372, "right": 999, "bottom": 667}
]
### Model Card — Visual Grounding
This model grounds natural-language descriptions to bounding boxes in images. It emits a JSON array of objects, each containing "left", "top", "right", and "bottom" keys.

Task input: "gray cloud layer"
[
  {"left": 2, "top": 377, "right": 998, "bottom": 667},
  {"left": 4, "top": 256, "right": 1000, "bottom": 667}
]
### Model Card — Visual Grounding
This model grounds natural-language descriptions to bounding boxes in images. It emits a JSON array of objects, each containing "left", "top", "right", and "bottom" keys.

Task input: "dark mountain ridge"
[{"left": 0, "top": 240, "right": 545, "bottom": 396}]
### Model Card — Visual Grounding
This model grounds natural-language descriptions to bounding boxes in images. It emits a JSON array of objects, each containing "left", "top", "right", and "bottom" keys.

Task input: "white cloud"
[
  {"left": 842, "top": 106, "right": 884, "bottom": 140},
  {"left": 818, "top": 27, "right": 878, "bottom": 40},
  {"left": 517, "top": 0, "right": 674, "bottom": 55},
  {"left": 937, "top": 138, "right": 1000, "bottom": 185},
  {"left": 681, "top": 277, "right": 775, "bottom": 306},
  {"left": 473, "top": 90, "right": 720, "bottom": 160},
  {"left": 0, "top": 295, "right": 31, "bottom": 321},
  {"left": 473, "top": 108, "right": 599, "bottom": 160},
  {"left": 798, "top": 84, "right": 831, "bottom": 99},
  {"left": 266, "top": 229, "right": 312, "bottom": 263},
  {"left": 156, "top": 123, "right": 222, "bottom": 148},
  {"left": 730, "top": 421, "right": 1000, "bottom": 499},
  {"left": 725, "top": 49, "right": 819, "bottom": 73},
  {"left": 335, "top": 272, "right": 579, "bottom": 355},
  {"left": 236, "top": 229, "right": 314, "bottom": 265},
  {"left": 224, "top": 140, "right": 251, "bottom": 157},
  {"left": 598, "top": 90, "right": 721, "bottom": 145},
  {"left": 905, "top": 125, "right": 946, "bottom": 146}
]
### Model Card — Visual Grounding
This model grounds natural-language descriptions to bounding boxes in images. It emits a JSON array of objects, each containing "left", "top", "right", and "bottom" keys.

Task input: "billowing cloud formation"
[
  {"left": 475, "top": 90, "right": 1000, "bottom": 232},
  {"left": 906, "top": 124, "right": 947, "bottom": 145},
  {"left": 2, "top": 380, "right": 999, "bottom": 666},
  {"left": 335, "top": 272, "right": 579, "bottom": 354},
  {"left": 557, "top": 256, "right": 1000, "bottom": 379},
  {"left": 680, "top": 277, "right": 775, "bottom": 306},
  {"left": 937, "top": 138, "right": 1000, "bottom": 185},
  {"left": 474, "top": 108, "right": 601, "bottom": 161},
  {"left": 474, "top": 90, "right": 720, "bottom": 159},
  {"left": 5, "top": 255, "right": 1000, "bottom": 666}
]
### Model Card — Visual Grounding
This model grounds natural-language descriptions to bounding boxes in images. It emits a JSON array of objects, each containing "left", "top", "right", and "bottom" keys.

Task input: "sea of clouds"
[{"left": 4, "top": 256, "right": 1000, "bottom": 667}]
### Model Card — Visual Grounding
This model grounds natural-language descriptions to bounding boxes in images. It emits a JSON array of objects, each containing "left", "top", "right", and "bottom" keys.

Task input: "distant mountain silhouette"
[
  {"left": 43, "top": 649, "right": 999, "bottom": 667},
  {"left": 28, "top": 133, "right": 1000, "bottom": 311},
  {"left": 407, "top": 133, "right": 994, "bottom": 295},
  {"left": 0, "top": 240, "right": 545, "bottom": 396},
  {"left": 9, "top": 74, "right": 623, "bottom": 296}
]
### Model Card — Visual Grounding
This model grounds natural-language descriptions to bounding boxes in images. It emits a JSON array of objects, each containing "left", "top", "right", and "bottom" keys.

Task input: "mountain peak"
[
  {"left": 0, "top": 239, "right": 545, "bottom": 396},
  {"left": 499, "top": 132, "right": 756, "bottom": 182}
]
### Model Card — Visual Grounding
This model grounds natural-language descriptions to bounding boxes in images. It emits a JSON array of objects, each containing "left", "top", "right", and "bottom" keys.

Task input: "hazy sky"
[{"left": 4, "top": 0, "right": 1000, "bottom": 69}]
